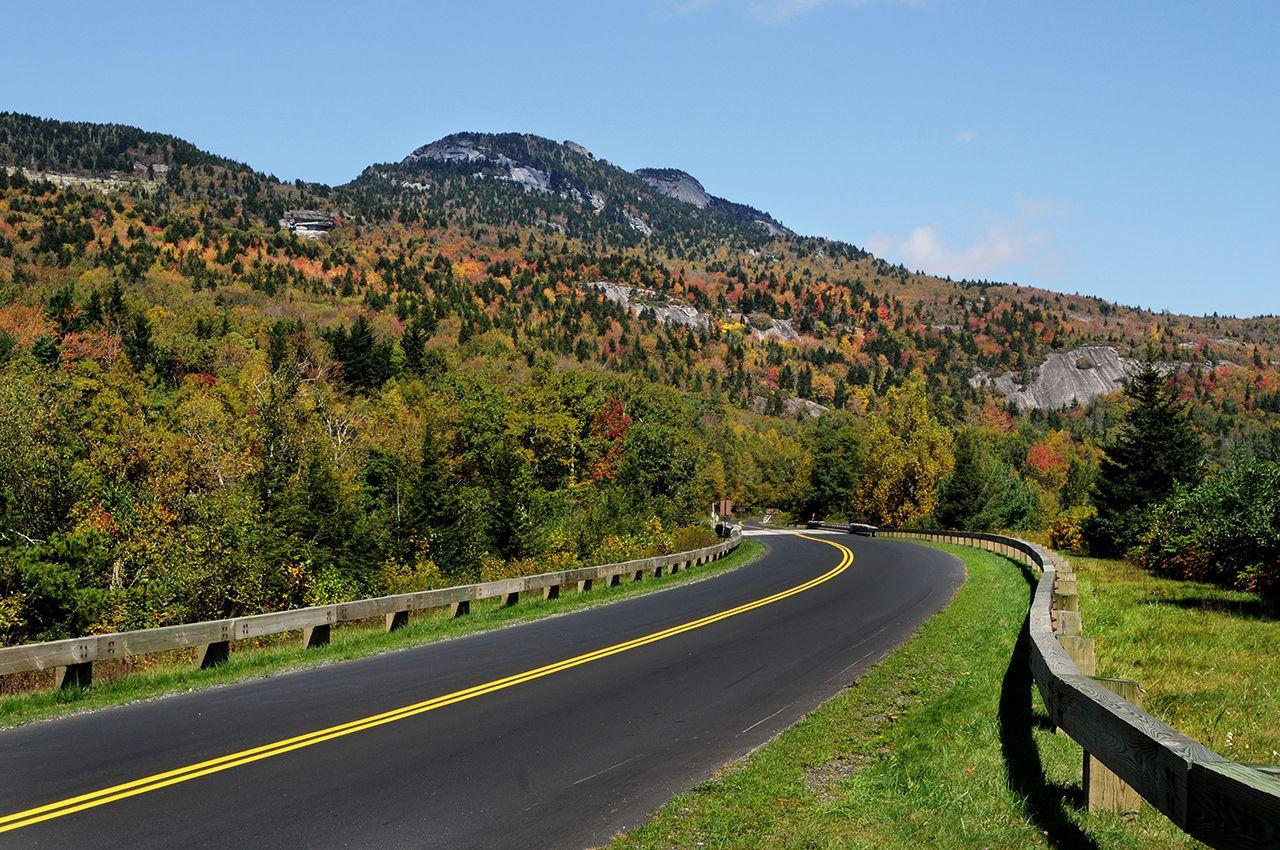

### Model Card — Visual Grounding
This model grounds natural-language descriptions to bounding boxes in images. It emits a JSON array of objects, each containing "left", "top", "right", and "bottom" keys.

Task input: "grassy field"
[
  {"left": 614, "top": 542, "right": 1198, "bottom": 850},
  {"left": 0, "top": 540, "right": 764, "bottom": 730},
  {"left": 1068, "top": 554, "right": 1279, "bottom": 762}
]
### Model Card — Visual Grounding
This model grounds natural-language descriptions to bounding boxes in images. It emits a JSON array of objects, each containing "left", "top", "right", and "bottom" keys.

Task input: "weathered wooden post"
[
  {"left": 577, "top": 578, "right": 593, "bottom": 592},
  {"left": 385, "top": 610, "right": 409, "bottom": 632},
  {"left": 543, "top": 584, "right": 560, "bottom": 600},
  {"left": 1056, "top": 610, "right": 1083, "bottom": 636},
  {"left": 55, "top": 662, "right": 92, "bottom": 689},
  {"left": 502, "top": 591, "right": 520, "bottom": 607},
  {"left": 1053, "top": 585, "right": 1080, "bottom": 612},
  {"left": 1057, "top": 635, "right": 1096, "bottom": 676},
  {"left": 450, "top": 600, "right": 470, "bottom": 618},
  {"left": 198, "top": 641, "right": 230, "bottom": 669},
  {"left": 302, "top": 623, "right": 330, "bottom": 649},
  {"left": 1084, "top": 678, "right": 1144, "bottom": 813}
]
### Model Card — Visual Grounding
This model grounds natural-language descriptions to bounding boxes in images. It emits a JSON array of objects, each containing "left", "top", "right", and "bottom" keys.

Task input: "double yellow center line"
[{"left": 0, "top": 532, "right": 853, "bottom": 834}]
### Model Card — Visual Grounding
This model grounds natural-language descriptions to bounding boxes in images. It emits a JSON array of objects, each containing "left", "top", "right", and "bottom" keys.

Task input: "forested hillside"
[{"left": 2, "top": 111, "right": 1278, "bottom": 645}]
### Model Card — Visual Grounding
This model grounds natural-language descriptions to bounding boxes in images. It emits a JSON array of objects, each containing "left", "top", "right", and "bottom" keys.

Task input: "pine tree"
[
  {"left": 401, "top": 320, "right": 426, "bottom": 376},
  {"left": 935, "top": 429, "right": 1036, "bottom": 531},
  {"left": 1088, "top": 350, "right": 1204, "bottom": 554},
  {"left": 123, "top": 312, "right": 154, "bottom": 372}
]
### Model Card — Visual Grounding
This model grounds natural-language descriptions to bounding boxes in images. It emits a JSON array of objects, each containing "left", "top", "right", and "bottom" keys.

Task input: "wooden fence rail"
[
  {"left": 0, "top": 533, "right": 741, "bottom": 686},
  {"left": 807, "top": 521, "right": 1279, "bottom": 850}
]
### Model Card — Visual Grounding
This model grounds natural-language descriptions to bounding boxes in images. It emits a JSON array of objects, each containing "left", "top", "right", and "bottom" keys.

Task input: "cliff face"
[
  {"left": 972, "top": 345, "right": 1134, "bottom": 410},
  {"left": 634, "top": 168, "right": 712, "bottom": 208}
]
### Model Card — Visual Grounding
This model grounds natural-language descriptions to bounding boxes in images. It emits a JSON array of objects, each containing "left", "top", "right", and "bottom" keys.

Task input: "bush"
[
  {"left": 1130, "top": 460, "right": 1280, "bottom": 601},
  {"left": 1048, "top": 505, "right": 1096, "bottom": 553}
]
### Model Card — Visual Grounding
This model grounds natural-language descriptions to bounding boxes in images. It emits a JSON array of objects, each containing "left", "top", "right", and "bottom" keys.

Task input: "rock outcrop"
[
  {"left": 403, "top": 137, "right": 554, "bottom": 194},
  {"left": 972, "top": 345, "right": 1135, "bottom": 410},
  {"left": 585, "top": 282, "right": 706, "bottom": 329},
  {"left": 280, "top": 209, "right": 336, "bottom": 239},
  {"left": 563, "top": 140, "right": 594, "bottom": 159},
  {"left": 635, "top": 168, "right": 712, "bottom": 209}
]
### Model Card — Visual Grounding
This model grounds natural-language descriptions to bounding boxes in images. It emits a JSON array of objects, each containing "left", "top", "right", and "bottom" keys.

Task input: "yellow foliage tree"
[{"left": 854, "top": 376, "right": 954, "bottom": 526}]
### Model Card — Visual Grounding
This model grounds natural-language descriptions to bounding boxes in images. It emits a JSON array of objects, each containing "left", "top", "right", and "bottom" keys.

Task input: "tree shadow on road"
[{"left": 998, "top": 558, "right": 1098, "bottom": 850}]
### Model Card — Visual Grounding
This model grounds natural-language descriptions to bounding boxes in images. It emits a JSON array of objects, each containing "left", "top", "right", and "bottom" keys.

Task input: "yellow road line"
[{"left": 0, "top": 533, "right": 853, "bottom": 834}]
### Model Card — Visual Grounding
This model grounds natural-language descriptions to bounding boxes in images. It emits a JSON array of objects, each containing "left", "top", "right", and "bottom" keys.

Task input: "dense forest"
[{"left": 1, "top": 112, "right": 1277, "bottom": 645}]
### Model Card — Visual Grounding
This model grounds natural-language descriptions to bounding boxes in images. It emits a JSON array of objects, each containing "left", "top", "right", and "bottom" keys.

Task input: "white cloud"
[
  {"left": 954, "top": 130, "right": 977, "bottom": 144},
  {"left": 749, "top": 0, "right": 831, "bottom": 24},
  {"left": 867, "top": 203, "right": 1066, "bottom": 282},
  {"left": 671, "top": 0, "right": 935, "bottom": 25}
]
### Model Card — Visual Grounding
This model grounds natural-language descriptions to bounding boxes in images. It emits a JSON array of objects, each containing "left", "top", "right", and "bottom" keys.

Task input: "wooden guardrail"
[
  {"left": 0, "top": 533, "right": 741, "bottom": 690},
  {"left": 839, "top": 525, "right": 1279, "bottom": 850}
]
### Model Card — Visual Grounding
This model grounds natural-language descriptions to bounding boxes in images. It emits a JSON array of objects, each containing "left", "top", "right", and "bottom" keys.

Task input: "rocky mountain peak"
[
  {"left": 635, "top": 168, "right": 712, "bottom": 209},
  {"left": 403, "top": 135, "right": 490, "bottom": 164}
]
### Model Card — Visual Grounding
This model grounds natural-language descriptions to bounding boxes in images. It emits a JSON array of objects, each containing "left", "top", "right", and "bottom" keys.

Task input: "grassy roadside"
[
  {"left": 613, "top": 542, "right": 1198, "bottom": 850},
  {"left": 0, "top": 541, "right": 764, "bottom": 730},
  {"left": 1068, "top": 554, "right": 1279, "bottom": 762}
]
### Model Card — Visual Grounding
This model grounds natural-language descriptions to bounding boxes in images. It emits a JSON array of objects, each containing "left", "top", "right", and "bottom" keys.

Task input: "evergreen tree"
[
  {"left": 330, "top": 315, "right": 392, "bottom": 390},
  {"left": 123, "top": 312, "right": 154, "bottom": 372},
  {"left": 401, "top": 320, "right": 426, "bottom": 376},
  {"left": 1087, "top": 350, "right": 1204, "bottom": 554},
  {"left": 267, "top": 321, "right": 291, "bottom": 372},
  {"left": 934, "top": 429, "right": 1036, "bottom": 531}
]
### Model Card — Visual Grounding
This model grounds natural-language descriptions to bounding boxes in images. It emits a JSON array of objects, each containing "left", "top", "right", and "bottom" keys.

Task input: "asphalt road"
[{"left": 0, "top": 530, "right": 963, "bottom": 849}]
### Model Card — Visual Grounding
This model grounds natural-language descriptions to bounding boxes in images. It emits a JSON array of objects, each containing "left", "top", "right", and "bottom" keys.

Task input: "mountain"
[
  {"left": 635, "top": 167, "right": 791, "bottom": 237},
  {"left": 0, "top": 112, "right": 240, "bottom": 178},
  {"left": 2, "top": 111, "right": 1279, "bottom": 445},
  {"left": 347, "top": 132, "right": 792, "bottom": 249}
]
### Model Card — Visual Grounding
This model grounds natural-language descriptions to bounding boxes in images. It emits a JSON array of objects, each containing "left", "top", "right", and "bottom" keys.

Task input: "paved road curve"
[{"left": 0, "top": 531, "right": 963, "bottom": 849}]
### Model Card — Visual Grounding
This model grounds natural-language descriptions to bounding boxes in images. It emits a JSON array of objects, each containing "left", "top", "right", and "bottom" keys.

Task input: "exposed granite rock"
[
  {"left": 740, "top": 311, "right": 800, "bottom": 342},
  {"left": 755, "top": 219, "right": 789, "bottom": 238},
  {"left": 622, "top": 209, "right": 653, "bottom": 236},
  {"left": 749, "top": 395, "right": 827, "bottom": 418},
  {"left": 8, "top": 166, "right": 158, "bottom": 193},
  {"left": 584, "top": 281, "right": 706, "bottom": 329},
  {"left": 280, "top": 209, "right": 336, "bottom": 239},
  {"left": 564, "top": 140, "right": 594, "bottom": 159},
  {"left": 404, "top": 137, "right": 553, "bottom": 194},
  {"left": 972, "top": 345, "right": 1134, "bottom": 410},
  {"left": 635, "top": 168, "right": 712, "bottom": 209}
]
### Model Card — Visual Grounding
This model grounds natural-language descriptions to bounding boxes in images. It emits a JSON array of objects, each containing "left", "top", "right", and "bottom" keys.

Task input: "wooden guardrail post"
[
  {"left": 502, "top": 591, "right": 520, "bottom": 607},
  {"left": 302, "top": 623, "right": 330, "bottom": 650},
  {"left": 55, "top": 662, "right": 92, "bottom": 689},
  {"left": 450, "top": 601, "right": 470, "bottom": 618},
  {"left": 1057, "top": 635, "right": 1096, "bottom": 676},
  {"left": 1053, "top": 587, "right": 1080, "bottom": 612},
  {"left": 607, "top": 574, "right": 622, "bottom": 588},
  {"left": 1084, "top": 677, "right": 1144, "bottom": 813},
  {"left": 543, "top": 584, "right": 560, "bottom": 600},
  {"left": 385, "top": 611, "right": 409, "bottom": 632},
  {"left": 1056, "top": 610, "right": 1082, "bottom": 636},
  {"left": 198, "top": 641, "right": 230, "bottom": 669},
  {"left": 577, "top": 578, "right": 594, "bottom": 592}
]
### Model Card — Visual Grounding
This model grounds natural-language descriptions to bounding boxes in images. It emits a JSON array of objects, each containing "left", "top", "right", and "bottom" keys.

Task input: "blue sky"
[{"left": 3, "top": 1, "right": 1277, "bottom": 316}]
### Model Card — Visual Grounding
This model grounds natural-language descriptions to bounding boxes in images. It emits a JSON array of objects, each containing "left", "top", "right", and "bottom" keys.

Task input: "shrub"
[
  {"left": 1130, "top": 460, "right": 1280, "bottom": 601},
  {"left": 1049, "top": 505, "right": 1096, "bottom": 553}
]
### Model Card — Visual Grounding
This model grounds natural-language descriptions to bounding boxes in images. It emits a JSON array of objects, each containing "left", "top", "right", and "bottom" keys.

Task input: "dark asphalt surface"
[{"left": 0, "top": 531, "right": 963, "bottom": 849}]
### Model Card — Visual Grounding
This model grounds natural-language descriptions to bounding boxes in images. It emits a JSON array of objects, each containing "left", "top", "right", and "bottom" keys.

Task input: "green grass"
[
  {"left": 0, "top": 541, "right": 764, "bottom": 730},
  {"left": 1068, "top": 554, "right": 1279, "bottom": 763},
  {"left": 614, "top": 542, "right": 1199, "bottom": 850}
]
